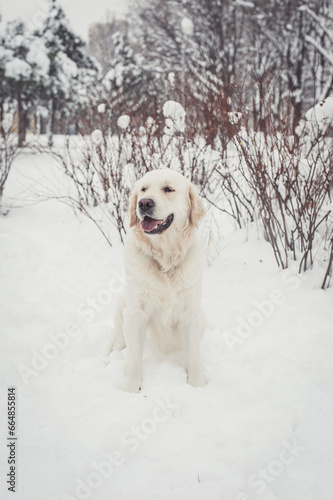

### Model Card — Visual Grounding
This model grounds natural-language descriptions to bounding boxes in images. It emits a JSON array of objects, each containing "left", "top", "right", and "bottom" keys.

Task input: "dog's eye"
[
  {"left": 163, "top": 186, "right": 174, "bottom": 193},
  {"left": 141, "top": 187, "right": 147, "bottom": 192}
]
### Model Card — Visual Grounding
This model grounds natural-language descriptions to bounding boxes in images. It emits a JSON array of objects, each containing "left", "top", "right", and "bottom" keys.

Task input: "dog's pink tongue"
[{"left": 141, "top": 217, "right": 160, "bottom": 232}]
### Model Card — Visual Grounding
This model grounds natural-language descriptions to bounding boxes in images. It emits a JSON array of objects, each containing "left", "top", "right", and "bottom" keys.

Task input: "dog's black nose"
[{"left": 139, "top": 198, "right": 155, "bottom": 213}]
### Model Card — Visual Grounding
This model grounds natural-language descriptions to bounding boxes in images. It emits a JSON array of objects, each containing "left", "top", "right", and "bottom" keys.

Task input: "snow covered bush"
[
  {"left": 42, "top": 128, "right": 138, "bottom": 244},
  {"left": 40, "top": 101, "right": 222, "bottom": 245},
  {"left": 37, "top": 81, "right": 333, "bottom": 288},
  {"left": 163, "top": 101, "right": 186, "bottom": 135},
  {"left": 205, "top": 103, "right": 333, "bottom": 288}
]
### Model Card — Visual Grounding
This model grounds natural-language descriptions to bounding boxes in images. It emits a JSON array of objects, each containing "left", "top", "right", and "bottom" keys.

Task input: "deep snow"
[{"left": 0, "top": 152, "right": 333, "bottom": 500}]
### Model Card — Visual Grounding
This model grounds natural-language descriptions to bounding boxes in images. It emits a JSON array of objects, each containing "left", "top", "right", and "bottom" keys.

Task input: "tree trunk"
[
  {"left": 17, "top": 85, "right": 26, "bottom": 148},
  {"left": 47, "top": 97, "right": 56, "bottom": 147}
]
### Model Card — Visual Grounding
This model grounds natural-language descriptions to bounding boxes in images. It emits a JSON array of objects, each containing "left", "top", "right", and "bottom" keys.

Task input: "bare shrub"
[
  {"left": 207, "top": 102, "right": 333, "bottom": 288},
  {"left": 38, "top": 130, "right": 135, "bottom": 245},
  {"left": 40, "top": 91, "right": 333, "bottom": 288}
]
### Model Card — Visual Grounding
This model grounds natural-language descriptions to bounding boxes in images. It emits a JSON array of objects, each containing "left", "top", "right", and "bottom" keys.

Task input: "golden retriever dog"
[{"left": 110, "top": 169, "right": 206, "bottom": 392}]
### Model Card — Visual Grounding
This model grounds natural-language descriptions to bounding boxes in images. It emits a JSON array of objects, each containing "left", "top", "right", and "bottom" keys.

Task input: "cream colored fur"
[{"left": 110, "top": 169, "right": 206, "bottom": 392}]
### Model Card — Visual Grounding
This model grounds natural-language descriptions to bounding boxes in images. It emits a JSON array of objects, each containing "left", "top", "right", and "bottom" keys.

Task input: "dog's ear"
[
  {"left": 128, "top": 186, "right": 138, "bottom": 228},
  {"left": 189, "top": 182, "right": 205, "bottom": 228}
]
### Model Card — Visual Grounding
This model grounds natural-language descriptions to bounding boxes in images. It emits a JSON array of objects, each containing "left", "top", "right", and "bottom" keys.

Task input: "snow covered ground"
[{"left": 1, "top": 152, "right": 333, "bottom": 500}]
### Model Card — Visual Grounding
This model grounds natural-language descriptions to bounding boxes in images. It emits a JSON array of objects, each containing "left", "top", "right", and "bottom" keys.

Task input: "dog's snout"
[{"left": 139, "top": 198, "right": 155, "bottom": 213}]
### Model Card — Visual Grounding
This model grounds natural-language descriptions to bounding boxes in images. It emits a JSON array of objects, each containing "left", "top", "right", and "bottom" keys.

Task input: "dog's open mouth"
[{"left": 141, "top": 214, "right": 174, "bottom": 234}]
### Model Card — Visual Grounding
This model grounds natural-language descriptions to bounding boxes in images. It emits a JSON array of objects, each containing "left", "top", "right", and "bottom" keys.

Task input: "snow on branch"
[
  {"left": 299, "top": 5, "right": 333, "bottom": 43},
  {"left": 305, "top": 35, "right": 333, "bottom": 66}
]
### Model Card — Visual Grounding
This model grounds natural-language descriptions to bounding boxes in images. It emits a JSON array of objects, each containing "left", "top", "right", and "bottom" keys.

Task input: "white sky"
[{"left": 0, "top": 0, "right": 129, "bottom": 41}]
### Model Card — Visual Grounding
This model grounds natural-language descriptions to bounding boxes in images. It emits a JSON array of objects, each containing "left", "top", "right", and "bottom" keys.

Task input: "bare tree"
[{"left": 0, "top": 114, "right": 19, "bottom": 211}]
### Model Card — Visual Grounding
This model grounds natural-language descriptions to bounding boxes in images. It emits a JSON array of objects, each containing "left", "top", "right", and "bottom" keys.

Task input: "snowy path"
[{"left": 1, "top": 155, "right": 332, "bottom": 500}]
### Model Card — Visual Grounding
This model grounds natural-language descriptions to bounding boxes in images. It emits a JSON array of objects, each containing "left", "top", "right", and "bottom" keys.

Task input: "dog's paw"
[
  {"left": 188, "top": 370, "right": 206, "bottom": 388},
  {"left": 123, "top": 379, "right": 141, "bottom": 393}
]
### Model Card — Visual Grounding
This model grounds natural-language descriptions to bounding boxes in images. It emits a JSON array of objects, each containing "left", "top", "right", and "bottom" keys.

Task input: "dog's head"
[{"left": 129, "top": 169, "right": 205, "bottom": 235}]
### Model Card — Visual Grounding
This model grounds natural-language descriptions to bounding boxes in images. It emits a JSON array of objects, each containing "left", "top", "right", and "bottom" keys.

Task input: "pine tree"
[
  {"left": 0, "top": 19, "right": 50, "bottom": 146},
  {"left": 102, "top": 31, "right": 163, "bottom": 124},
  {"left": 37, "top": 0, "right": 97, "bottom": 144}
]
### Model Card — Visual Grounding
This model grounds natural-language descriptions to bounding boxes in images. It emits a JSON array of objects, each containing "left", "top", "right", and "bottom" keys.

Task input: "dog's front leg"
[
  {"left": 187, "top": 313, "right": 205, "bottom": 388},
  {"left": 123, "top": 311, "right": 147, "bottom": 393}
]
